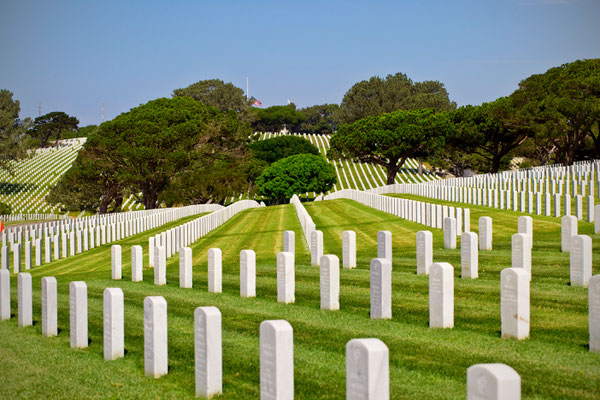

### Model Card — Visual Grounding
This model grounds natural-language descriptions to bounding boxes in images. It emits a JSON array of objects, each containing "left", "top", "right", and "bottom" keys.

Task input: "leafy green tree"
[
  {"left": 510, "top": 58, "right": 600, "bottom": 165},
  {"left": 0, "top": 89, "right": 32, "bottom": 172},
  {"left": 256, "top": 154, "right": 336, "bottom": 203},
  {"left": 252, "top": 104, "right": 307, "bottom": 132},
  {"left": 453, "top": 98, "right": 531, "bottom": 173},
  {"left": 298, "top": 104, "right": 340, "bottom": 134},
  {"left": 29, "top": 111, "right": 79, "bottom": 147},
  {"left": 330, "top": 109, "right": 452, "bottom": 184},
  {"left": 74, "top": 124, "right": 98, "bottom": 138},
  {"left": 249, "top": 135, "right": 319, "bottom": 164},
  {"left": 0, "top": 202, "right": 11, "bottom": 215},
  {"left": 338, "top": 73, "right": 456, "bottom": 124},
  {"left": 173, "top": 79, "right": 254, "bottom": 122},
  {"left": 46, "top": 142, "right": 124, "bottom": 213}
]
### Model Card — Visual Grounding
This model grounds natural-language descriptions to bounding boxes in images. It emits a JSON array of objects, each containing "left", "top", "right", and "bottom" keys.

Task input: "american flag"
[{"left": 250, "top": 96, "right": 262, "bottom": 107}]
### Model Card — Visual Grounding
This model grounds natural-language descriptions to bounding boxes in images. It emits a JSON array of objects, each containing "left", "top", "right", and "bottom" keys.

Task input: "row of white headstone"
[
  {"left": 147, "top": 200, "right": 261, "bottom": 266},
  {"left": 0, "top": 204, "right": 223, "bottom": 273},
  {"left": 0, "top": 213, "right": 63, "bottom": 222},
  {"left": 0, "top": 271, "right": 527, "bottom": 399}
]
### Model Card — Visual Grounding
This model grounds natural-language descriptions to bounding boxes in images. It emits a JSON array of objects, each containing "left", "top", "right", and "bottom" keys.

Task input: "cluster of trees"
[
  {"left": 4, "top": 58, "right": 599, "bottom": 212},
  {"left": 331, "top": 59, "right": 600, "bottom": 182}
]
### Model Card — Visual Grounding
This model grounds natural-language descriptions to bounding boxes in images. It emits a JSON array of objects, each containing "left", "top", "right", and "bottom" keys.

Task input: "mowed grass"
[{"left": 0, "top": 200, "right": 597, "bottom": 399}]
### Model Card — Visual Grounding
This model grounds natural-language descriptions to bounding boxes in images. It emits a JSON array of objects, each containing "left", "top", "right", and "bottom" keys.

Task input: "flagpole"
[{"left": 246, "top": 77, "right": 249, "bottom": 100}]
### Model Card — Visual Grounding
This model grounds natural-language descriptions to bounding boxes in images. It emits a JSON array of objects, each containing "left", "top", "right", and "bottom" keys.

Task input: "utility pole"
[
  {"left": 101, "top": 102, "right": 104, "bottom": 123},
  {"left": 38, "top": 103, "right": 41, "bottom": 117},
  {"left": 246, "top": 77, "right": 249, "bottom": 100}
]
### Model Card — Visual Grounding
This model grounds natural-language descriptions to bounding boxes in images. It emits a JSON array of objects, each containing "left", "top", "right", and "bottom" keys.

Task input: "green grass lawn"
[{"left": 0, "top": 200, "right": 599, "bottom": 399}]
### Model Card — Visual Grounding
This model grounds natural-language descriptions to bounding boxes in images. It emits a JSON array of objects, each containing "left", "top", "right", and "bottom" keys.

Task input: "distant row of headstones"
[
  {"left": 0, "top": 204, "right": 225, "bottom": 273},
  {"left": 0, "top": 270, "right": 526, "bottom": 399}
]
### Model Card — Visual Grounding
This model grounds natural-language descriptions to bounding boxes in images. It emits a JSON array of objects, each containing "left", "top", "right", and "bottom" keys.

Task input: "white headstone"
[
  {"left": 277, "top": 252, "right": 295, "bottom": 304},
  {"left": 18, "top": 272, "right": 32, "bottom": 327},
  {"left": 144, "top": 296, "right": 168, "bottom": 378},
  {"left": 24, "top": 241, "right": 31, "bottom": 270},
  {"left": 589, "top": 275, "right": 600, "bottom": 353},
  {"left": 311, "top": 230, "right": 323, "bottom": 266},
  {"left": 1, "top": 245, "right": 9, "bottom": 270},
  {"left": 13, "top": 243, "right": 21, "bottom": 273},
  {"left": 511, "top": 233, "right": 531, "bottom": 278},
  {"left": 70, "top": 281, "right": 88, "bottom": 348},
  {"left": 467, "top": 363, "right": 521, "bottom": 400},
  {"left": 570, "top": 235, "right": 592, "bottom": 287},
  {"left": 429, "top": 262, "right": 454, "bottom": 328},
  {"left": 377, "top": 231, "right": 392, "bottom": 264},
  {"left": 501, "top": 268, "right": 530, "bottom": 340},
  {"left": 154, "top": 246, "right": 166, "bottom": 285},
  {"left": 342, "top": 230, "right": 357, "bottom": 269},
  {"left": 103, "top": 287, "right": 124, "bottom": 360},
  {"left": 461, "top": 232, "right": 478, "bottom": 279},
  {"left": 240, "top": 249, "right": 256, "bottom": 298},
  {"left": 517, "top": 216, "right": 533, "bottom": 250},
  {"left": 283, "top": 231, "right": 295, "bottom": 255},
  {"left": 111, "top": 245, "right": 122, "bottom": 280},
  {"left": 180, "top": 247, "right": 192, "bottom": 288},
  {"left": 41, "top": 276, "right": 57, "bottom": 337},
  {"left": 260, "top": 320, "right": 294, "bottom": 400},
  {"left": 561, "top": 215, "right": 577, "bottom": 252},
  {"left": 195, "top": 306, "right": 222, "bottom": 398},
  {"left": 370, "top": 258, "right": 391, "bottom": 319},
  {"left": 479, "top": 217, "right": 492, "bottom": 251},
  {"left": 346, "top": 338, "right": 389, "bottom": 400},
  {"left": 208, "top": 248, "right": 222, "bottom": 293},
  {"left": 416, "top": 231, "right": 433, "bottom": 275},
  {"left": 320, "top": 255, "right": 340, "bottom": 311},
  {"left": 443, "top": 217, "right": 457, "bottom": 249},
  {"left": 131, "top": 245, "right": 143, "bottom": 282},
  {"left": 0, "top": 269, "right": 9, "bottom": 320}
]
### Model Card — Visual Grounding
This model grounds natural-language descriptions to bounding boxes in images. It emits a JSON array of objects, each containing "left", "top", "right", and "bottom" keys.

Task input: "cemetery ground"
[{"left": 0, "top": 200, "right": 599, "bottom": 399}]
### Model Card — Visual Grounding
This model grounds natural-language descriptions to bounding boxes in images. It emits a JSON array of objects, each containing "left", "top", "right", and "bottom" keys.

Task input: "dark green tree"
[
  {"left": 0, "top": 89, "right": 32, "bottom": 172},
  {"left": 329, "top": 108, "right": 452, "bottom": 184},
  {"left": 173, "top": 79, "right": 254, "bottom": 122},
  {"left": 249, "top": 135, "right": 319, "bottom": 164},
  {"left": 510, "top": 58, "right": 600, "bottom": 165},
  {"left": 453, "top": 98, "right": 531, "bottom": 173},
  {"left": 74, "top": 124, "right": 98, "bottom": 138},
  {"left": 298, "top": 104, "right": 340, "bottom": 134},
  {"left": 256, "top": 154, "right": 336, "bottom": 203},
  {"left": 337, "top": 73, "right": 456, "bottom": 124},
  {"left": 252, "top": 104, "right": 307, "bottom": 133},
  {"left": 29, "top": 111, "right": 79, "bottom": 147}
]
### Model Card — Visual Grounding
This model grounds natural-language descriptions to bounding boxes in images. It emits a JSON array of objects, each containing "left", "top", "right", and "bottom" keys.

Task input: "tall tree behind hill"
[
  {"left": 337, "top": 73, "right": 456, "bottom": 124},
  {"left": 252, "top": 104, "right": 307, "bottom": 133},
  {"left": 298, "top": 104, "right": 340, "bottom": 134},
  {"left": 510, "top": 58, "right": 600, "bottom": 165},
  {"left": 29, "top": 112, "right": 79, "bottom": 147},
  {"left": 173, "top": 79, "right": 254, "bottom": 122},
  {"left": 0, "top": 89, "right": 32, "bottom": 172}
]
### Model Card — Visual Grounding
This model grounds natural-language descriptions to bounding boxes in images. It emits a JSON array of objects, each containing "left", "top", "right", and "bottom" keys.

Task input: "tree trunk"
[
  {"left": 418, "top": 157, "right": 423, "bottom": 176},
  {"left": 143, "top": 190, "right": 158, "bottom": 209},
  {"left": 385, "top": 163, "right": 400, "bottom": 185}
]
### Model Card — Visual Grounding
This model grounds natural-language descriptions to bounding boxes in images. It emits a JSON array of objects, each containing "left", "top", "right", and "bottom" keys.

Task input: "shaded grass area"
[{"left": 0, "top": 201, "right": 598, "bottom": 399}]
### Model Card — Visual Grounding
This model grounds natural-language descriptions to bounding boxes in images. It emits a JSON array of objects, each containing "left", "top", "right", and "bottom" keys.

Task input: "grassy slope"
[{"left": 0, "top": 200, "right": 598, "bottom": 399}]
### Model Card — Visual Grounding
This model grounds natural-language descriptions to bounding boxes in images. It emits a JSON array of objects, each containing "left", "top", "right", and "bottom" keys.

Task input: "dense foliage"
[
  {"left": 249, "top": 135, "right": 319, "bottom": 164},
  {"left": 251, "top": 104, "right": 307, "bottom": 133},
  {"left": 29, "top": 111, "right": 79, "bottom": 147},
  {"left": 330, "top": 109, "right": 452, "bottom": 183},
  {"left": 337, "top": 73, "right": 456, "bottom": 124},
  {"left": 48, "top": 97, "right": 253, "bottom": 211},
  {"left": 0, "top": 89, "right": 32, "bottom": 172},
  {"left": 297, "top": 104, "right": 340, "bottom": 134},
  {"left": 256, "top": 154, "right": 336, "bottom": 203}
]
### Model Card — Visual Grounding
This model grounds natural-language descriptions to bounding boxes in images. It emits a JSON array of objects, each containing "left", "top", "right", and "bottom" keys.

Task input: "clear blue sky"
[{"left": 1, "top": 0, "right": 598, "bottom": 126}]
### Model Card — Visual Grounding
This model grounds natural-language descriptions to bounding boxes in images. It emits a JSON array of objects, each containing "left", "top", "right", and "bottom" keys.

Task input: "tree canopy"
[
  {"left": 29, "top": 111, "right": 79, "bottom": 147},
  {"left": 0, "top": 89, "right": 32, "bottom": 172},
  {"left": 251, "top": 104, "right": 307, "bottom": 133},
  {"left": 337, "top": 73, "right": 456, "bottom": 124},
  {"left": 298, "top": 104, "right": 340, "bottom": 134},
  {"left": 510, "top": 58, "right": 600, "bottom": 165},
  {"left": 173, "top": 79, "right": 254, "bottom": 122},
  {"left": 256, "top": 154, "right": 336, "bottom": 203},
  {"left": 249, "top": 135, "right": 319, "bottom": 164},
  {"left": 48, "top": 96, "right": 252, "bottom": 211},
  {"left": 329, "top": 108, "right": 452, "bottom": 184}
]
